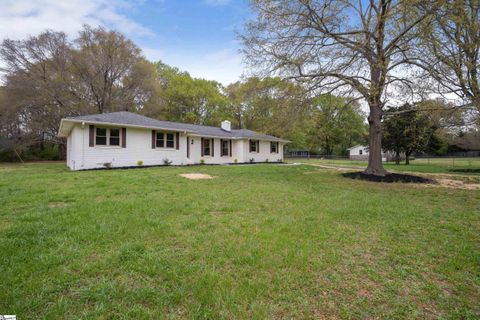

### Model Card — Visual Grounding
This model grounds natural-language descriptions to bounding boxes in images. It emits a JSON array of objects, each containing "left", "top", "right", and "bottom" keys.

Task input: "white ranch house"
[{"left": 58, "top": 111, "right": 289, "bottom": 170}]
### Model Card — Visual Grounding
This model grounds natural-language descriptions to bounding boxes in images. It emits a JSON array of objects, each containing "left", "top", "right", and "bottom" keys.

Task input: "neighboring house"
[
  {"left": 347, "top": 145, "right": 397, "bottom": 162},
  {"left": 58, "top": 111, "right": 289, "bottom": 170},
  {"left": 347, "top": 145, "right": 370, "bottom": 160}
]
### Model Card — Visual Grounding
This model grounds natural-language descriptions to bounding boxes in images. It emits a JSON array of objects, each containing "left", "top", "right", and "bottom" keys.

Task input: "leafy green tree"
[
  {"left": 226, "top": 77, "right": 309, "bottom": 139},
  {"left": 308, "top": 95, "right": 367, "bottom": 155},
  {"left": 383, "top": 104, "right": 438, "bottom": 164},
  {"left": 143, "top": 62, "right": 229, "bottom": 126},
  {"left": 415, "top": 99, "right": 464, "bottom": 155}
]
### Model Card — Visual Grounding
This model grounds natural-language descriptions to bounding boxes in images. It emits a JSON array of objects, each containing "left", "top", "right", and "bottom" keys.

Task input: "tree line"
[
  {"left": 1, "top": 0, "right": 479, "bottom": 169},
  {"left": 0, "top": 25, "right": 368, "bottom": 161}
]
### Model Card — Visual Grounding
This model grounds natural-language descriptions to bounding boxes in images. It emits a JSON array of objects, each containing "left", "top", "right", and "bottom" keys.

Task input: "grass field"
[
  {"left": 287, "top": 157, "right": 480, "bottom": 175},
  {"left": 1, "top": 162, "right": 479, "bottom": 319}
]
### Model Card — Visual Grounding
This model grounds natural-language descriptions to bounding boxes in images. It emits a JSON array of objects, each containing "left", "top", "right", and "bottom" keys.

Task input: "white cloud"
[
  {"left": 0, "top": 0, "right": 245, "bottom": 85},
  {"left": 142, "top": 47, "right": 166, "bottom": 62},
  {"left": 159, "top": 47, "right": 244, "bottom": 85},
  {"left": 0, "top": 0, "right": 153, "bottom": 41}
]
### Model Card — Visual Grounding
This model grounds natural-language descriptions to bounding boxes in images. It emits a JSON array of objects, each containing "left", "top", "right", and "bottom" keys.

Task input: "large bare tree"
[
  {"left": 241, "top": 0, "right": 435, "bottom": 175},
  {"left": 413, "top": 0, "right": 479, "bottom": 118},
  {"left": 0, "top": 31, "right": 81, "bottom": 147},
  {"left": 71, "top": 25, "right": 156, "bottom": 113},
  {"left": 0, "top": 26, "right": 157, "bottom": 157}
]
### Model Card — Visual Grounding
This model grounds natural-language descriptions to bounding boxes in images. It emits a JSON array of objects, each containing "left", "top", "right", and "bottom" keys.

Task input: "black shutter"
[
  {"left": 89, "top": 125, "right": 94, "bottom": 147},
  {"left": 211, "top": 139, "right": 214, "bottom": 157},
  {"left": 176, "top": 132, "right": 179, "bottom": 150},
  {"left": 257, "top": 140, "right": 260, "bottom": 153},
  {"left": 187, "top": 137, "right": 190, "bottom": 158},
  {"left": 229, "top": 140, "right": 232, "bottom": 157},
  {"left": 121, "top": 128, "right": 126, "bottom": 148},
  {"left": 201, "top": 138, "right": 204, "bottom": 156},
  {"left": 152, "top": 130, "right": 156, "bottom": 149}
]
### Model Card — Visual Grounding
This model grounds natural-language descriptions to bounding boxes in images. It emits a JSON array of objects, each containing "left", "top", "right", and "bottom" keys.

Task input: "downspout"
[{"left": 81, "top": 121, "right": 85, "bottom": 168}]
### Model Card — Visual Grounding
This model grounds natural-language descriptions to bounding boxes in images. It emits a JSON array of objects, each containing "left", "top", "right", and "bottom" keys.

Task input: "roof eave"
[{"left": 59, "top": 118, "right": 196, "bottom": 134}]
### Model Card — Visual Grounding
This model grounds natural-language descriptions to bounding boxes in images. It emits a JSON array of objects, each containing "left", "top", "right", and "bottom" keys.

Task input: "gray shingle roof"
[{"left": 63, "top": 111, "right": 288, "bottom": 142}]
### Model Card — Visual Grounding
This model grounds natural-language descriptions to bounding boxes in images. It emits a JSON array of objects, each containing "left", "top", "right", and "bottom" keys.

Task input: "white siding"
[
  {"left": 66, "top": 124, "right": 285, "bottom": 170},
  {"left": 188, "top": 137, "right": 240, "bottom": 164},
  {"left": 243, "top": 140, "right": 283, "bottom": 163},
  {"left": 68, "top": 124, "right": 190, "bottom": 170},
  {"left": 349, "top": 145, "right": 368, "bottom": 156}
]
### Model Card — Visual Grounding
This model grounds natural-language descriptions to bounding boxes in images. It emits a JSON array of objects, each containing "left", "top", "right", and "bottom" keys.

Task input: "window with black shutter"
[
  {"left": 249, "top": 140, "right": 259, "bottom": 153},
  {"left": 109, "top": 129, "right": 120, "bottom": 146},
  {"left": 221, "top": 139, "right": 230, "bottom": 156},
  {"left": 270, "top": 141, "right": 278, "bottom": 153},
  {"left": 202, "top": 138, "right": 211, "bottom": 156},
  {"left": 96, "top": 128, "right": 107, "bottom": 145},
  {"left": 155, "top": 132, "right": 176, "bottom": 149},
  {"left": 95, "top": 127, "right": 121, "bottom": 146}
]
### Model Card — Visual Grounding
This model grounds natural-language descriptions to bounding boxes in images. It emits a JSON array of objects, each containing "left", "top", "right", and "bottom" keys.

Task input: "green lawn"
[
  {"left": 287, "top": 157, "right": 480, "bottom": 175},
  {"left": 1, "top": 162, "right": 479, "bottom": 319}
]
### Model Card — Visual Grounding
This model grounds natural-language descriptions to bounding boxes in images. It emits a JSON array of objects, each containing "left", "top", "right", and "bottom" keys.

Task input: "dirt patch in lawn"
[
  {"left": 343, "top": 172, "right": 435, "bottom": 184},
  {"left": 48, "top": 201, "right": 70, "bottom": 208},
  {"left": 179, "top": 173, "right": 214, "bottom": 180},
  {"left": 431, "top": 178, "right": 480, "bottom": 190},
  {"left": 306, "top": 163, "right": 480, "bottom": 189}
]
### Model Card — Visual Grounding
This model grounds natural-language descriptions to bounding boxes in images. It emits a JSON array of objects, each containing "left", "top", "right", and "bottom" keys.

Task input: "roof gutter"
[
  {"left": 187, "top": 133, "right": 290, "bottom": 143},
  {"left": 57, "top": 119, "right": 291, "bottom": 143},
  {"left": 57, "top": 118, "right": 197, "bottom": 137}
]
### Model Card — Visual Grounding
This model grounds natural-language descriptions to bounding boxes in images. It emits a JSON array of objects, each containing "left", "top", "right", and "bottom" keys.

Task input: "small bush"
[
  {"left": 265, "top": 158, "right": 269, "bottom": 163},
  {"left": 137, "top": 160, "right": 143, "bottom": 166},
  {"left": 249, "top": 158, "right": 255, "bottom": 163},
  {"left": 163, "top": 158, "right": 172, "bottom": 166},
  {"left": 103, "top": 162, "right": 112, "bottom": 169},
  {"left": 200, "top": 159, "right": 205, "bottom": 165},
  {"left": 234, "top": 159, "right": 238, "bottom": 164}
]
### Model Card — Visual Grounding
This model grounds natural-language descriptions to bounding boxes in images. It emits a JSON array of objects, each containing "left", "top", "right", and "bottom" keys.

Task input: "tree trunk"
[
  {"left": 405, "top": 151, "right": 411, "bottom": 165},
  {"left": 364, "top": 104, "right": 387, "bottom": 176},
  {"left": 395, "top": 150, "right": 400, "bottom": 165},
  {"left": 58, "top": 142, "right": 67, "bottom": 160}
]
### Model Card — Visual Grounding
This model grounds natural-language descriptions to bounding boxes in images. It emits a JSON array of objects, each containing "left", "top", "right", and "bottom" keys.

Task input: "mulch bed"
[
  {"left": 449, "top": 168, "right": 480, "bottom": 173},
  {"left": 343, "top": 172, "right": 436, "bottom": 183}
]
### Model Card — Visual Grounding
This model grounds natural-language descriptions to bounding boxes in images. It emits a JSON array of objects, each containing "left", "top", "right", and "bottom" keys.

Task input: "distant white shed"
[{"left": 347, "top": 145, "right": 388, "bottom": 162}]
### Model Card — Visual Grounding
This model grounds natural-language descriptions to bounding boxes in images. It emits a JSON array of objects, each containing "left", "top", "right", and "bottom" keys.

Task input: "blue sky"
[{"left": 0, "top": 0, "right": 251, "bottom": 84}]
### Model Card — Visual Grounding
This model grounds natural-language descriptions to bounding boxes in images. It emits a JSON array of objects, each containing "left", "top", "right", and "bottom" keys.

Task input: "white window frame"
[
  {"left": 202, "top": 138, "right": 211, "bottom": 156},
  {"left": 270, "top": 142, "right": 279, "bottom": 154},
  {"left": 221, "top": 140, "right": 230, "bottom": 157},
  {"left": 95, "top": 127, "right": 121, "bottom": 147},
  {"left": 155, "top": 132, "right": 176, "bottom": 149},
  {"left": 249, "top": 140, "right": 259, "bottom": 153}
]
